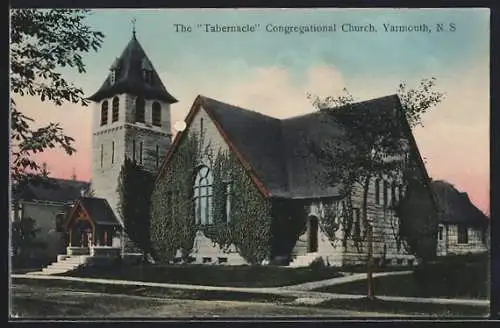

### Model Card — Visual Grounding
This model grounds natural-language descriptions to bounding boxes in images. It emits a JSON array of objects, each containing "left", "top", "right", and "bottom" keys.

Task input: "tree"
[
  {"left": 10, "top": 9, "right": 104, "bottom": 183},
  {"left": 11, "top": 217, "right": 46, "bottom": 258},
  {"left": 117, "top": 158, "right": 156, "bottom": 258},
  {"left": 307, "top": 78, "right": 444, "bottom": 299}
]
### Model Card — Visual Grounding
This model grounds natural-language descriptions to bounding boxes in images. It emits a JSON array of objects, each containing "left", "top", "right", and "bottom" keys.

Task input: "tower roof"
[{"left": 88, "top": 33, "right": 177, "bottom": 103}]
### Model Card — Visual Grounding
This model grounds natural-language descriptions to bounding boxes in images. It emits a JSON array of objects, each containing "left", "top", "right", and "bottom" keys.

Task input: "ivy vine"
[{"left": 150, "top": 130, "right": 274, "bottom": 265}]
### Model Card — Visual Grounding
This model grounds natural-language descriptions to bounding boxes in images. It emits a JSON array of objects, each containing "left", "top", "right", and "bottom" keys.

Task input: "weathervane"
[{"left": 131, "top": 17, "right": 137, "bottom": 37}]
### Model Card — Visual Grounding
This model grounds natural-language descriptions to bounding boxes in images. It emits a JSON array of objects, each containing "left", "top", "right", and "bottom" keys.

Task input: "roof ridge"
[{"left": 199, "top": 95, "right": 281, "bottom": 122}]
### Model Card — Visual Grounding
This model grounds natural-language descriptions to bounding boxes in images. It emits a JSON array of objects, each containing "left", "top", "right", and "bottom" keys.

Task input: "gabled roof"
[
  {"left": 88, "top": 33, "right": 177, "bottom": 104},
  {"left": 66, "top": 197, "right": 121, "bottom": 227},
  {"left": 158, "top": 94, "right": 431, "bottom": 200},
  {"left": 432, "top": 180, "right": 489, "bottom": 226},
  {"left": 12, "top": 177, "right": 90, "bottom": 203}
]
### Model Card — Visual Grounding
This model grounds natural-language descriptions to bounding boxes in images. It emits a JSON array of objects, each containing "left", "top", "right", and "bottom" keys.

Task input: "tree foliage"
[
  {"left": 11, "top": 217, "right": 46, "bottom": 257},
  {"left": 10, "top": 9, "right": 104, "bottom": 183},
  {"left": 117, "top": 158, "right": 156, "bottom": 255},
  {"left": 150, "top": 131, "right": 273, "bottom": 265},
  {"left": 307, "top": 78, "right": 444, "bottom": 256}
]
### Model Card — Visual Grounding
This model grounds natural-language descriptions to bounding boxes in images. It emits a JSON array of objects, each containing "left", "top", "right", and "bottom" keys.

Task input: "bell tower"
[{"left": 88, "top": 25, "right": 177, "bottom": 226}]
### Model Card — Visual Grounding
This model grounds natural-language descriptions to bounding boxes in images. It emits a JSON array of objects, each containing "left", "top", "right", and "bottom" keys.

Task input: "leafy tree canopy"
[{"left": 10, "top": 9, "right": 104, "bottom": 183}]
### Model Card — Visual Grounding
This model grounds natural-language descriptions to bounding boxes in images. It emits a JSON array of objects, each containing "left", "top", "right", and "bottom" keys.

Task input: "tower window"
[
  {"left": 200, "top": 117, "right": 204, "bottom": 134},
  {"left": 139, "top": 141, "right": 143, "bottom": 164},
  {"left": 100, "top": 101, "right": 109, "bottom": 126},
  {"left": 375, "top": 179, "right": 380, "bottom": 204},
  {"left": 100, "top": 144, "right": 103, "bottom": 168},
  {"left": 152, "top": 102, "right": 162, "bottom": 127},
  {"left": 111, "top": 141, "right": 115, "bottom": 164},
  {"left": 135, "top": 97, "right": 145, "bottom": 123},
  {"left": 155, "top": 144, "right": 159, "bottom": 168},
  {"left": 112, "top": 97, "right": 119, "bottom": 122},
  {"left": 132, "top": 139, "right": 136, "bottom": 162}
]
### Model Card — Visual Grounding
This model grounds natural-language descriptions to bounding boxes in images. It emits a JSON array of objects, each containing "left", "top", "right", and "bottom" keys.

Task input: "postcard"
[{"left": 9, "top": 8, "right": 490, "bottom": 320}]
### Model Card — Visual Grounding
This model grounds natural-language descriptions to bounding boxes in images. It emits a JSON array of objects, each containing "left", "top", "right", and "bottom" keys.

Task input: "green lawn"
[
  {"left": 315, "top": 273, "right": 489, "bottom": 300},
  {"left": 12, "top": 277, "right": 295, "bottom": 303},
  {"left": 316, "top": 297, "right": 489, "bottom": 317},
  {"left": 60, "top": 263, "right": 342, "bottom": 287}
]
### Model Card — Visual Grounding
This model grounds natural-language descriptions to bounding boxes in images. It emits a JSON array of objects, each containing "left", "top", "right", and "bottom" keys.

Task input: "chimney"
[{"left": 71, "top": 168, "right": 77, "bottom": 180}]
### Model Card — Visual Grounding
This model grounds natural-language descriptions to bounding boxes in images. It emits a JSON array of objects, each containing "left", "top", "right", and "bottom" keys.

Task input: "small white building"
[{"left": 432, "top": 180, "right": 489, "bottom": 257}]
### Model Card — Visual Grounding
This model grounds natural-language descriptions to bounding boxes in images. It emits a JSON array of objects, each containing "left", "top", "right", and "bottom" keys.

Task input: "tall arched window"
[
  {"left": 100, "top": 100, "right": 109, "bottom": 126},
  {"left": 112, "top": 97, "right": 119, "bottom": 122},
  {"left": 194, "top": 166, "right": 213, "bottom": 225},
  {"left": 152, "top": 101, "right": 162, "bottom": 127},
  {"left": 135, "top": 97, "right": 145, "bottom": 123}
]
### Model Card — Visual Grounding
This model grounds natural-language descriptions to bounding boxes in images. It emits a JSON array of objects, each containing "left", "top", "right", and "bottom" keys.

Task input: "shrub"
[{"left": 413, "top": 253, "right": 489, "bottom": 298}]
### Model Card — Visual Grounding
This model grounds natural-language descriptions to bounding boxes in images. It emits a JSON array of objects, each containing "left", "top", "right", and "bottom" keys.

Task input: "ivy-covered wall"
[{"left": 150, "top": 109, "right": 274, "bottom": 265}]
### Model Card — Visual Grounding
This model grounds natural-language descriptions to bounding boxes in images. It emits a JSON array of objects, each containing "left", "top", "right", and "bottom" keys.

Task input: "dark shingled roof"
[
  {"left": 78, "top": 197, "right": 121, "bottom": 226},
  {"left": 197, "top": 94, "right": 404, "bottom": 199},
  {"left": 432, "top": 180, "right": 489, "bottom": 226},
  {"left": 12, "top": 177, "right": 90, "bottom": 203},
  {"left": 88, "top": 33, "right": 177, "bottom": 103}
]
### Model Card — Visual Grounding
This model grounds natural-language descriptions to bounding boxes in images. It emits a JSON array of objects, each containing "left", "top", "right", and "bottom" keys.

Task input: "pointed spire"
[{"left": 131, "top": 17, "right": 137, "bottom": 38}]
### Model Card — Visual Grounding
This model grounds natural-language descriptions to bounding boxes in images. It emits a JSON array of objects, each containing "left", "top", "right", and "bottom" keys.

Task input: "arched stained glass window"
[{"left": 194, "top": 166, "right": 213, "bottom": 225}]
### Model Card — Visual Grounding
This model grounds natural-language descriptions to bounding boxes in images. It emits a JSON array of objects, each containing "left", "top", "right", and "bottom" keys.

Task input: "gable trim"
[
  {"left": 156, "top": 96, "right": 272, "bottom": 198},
  {"left": 65, "top": 199, "right": 92, "bottom": 230}
]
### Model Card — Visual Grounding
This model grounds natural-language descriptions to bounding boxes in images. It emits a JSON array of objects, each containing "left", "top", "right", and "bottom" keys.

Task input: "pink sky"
[{"left": 14, "top": 61, "right": 490, "bottom": 215}]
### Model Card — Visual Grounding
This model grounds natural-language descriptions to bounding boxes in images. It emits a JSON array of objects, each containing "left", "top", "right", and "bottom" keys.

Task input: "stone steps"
[
  {"left": 288, "top": 252, "right": 321, "bottom": 268},
  {"left": 26, "top": 255, "right": 89, "bottom": 276}
]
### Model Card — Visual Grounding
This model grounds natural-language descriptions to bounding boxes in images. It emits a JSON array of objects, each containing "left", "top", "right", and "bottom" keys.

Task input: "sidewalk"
[
  {"left": 11, "top": 273, "right": 489, "bottom": 307},
  {"left": 278, "top": 270, "right": 413, "bottom": 291}
]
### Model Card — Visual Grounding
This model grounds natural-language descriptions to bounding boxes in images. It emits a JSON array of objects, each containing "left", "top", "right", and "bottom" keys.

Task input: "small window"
[
  {"left": 458, "top": 226, "right": 468, "bottom": 244},
  {"left": 375, "top": 179, "right": 380, "bottom": 204},
  {"left": 152, "top": 102, "right": 162, "bottom": 127},
  {"left": 132, "top": 139, "right": 136, "bottom": 162},
  {"left": 139, "top": 142, "right": 143, "bottom": 164},
  {"left": 200, "top": 117, "right": 204, "bottom": 134},
  {"left": 438, "top": 226, "right": 443, "bottom": 241},
  {"left": 155, "top": 145, "right": 159, "bottom": 168},
  {"left": 135, "top": 97, "right": 145, "bottom": 123},
  {"left": 218, "top": 257, "right": 228, "bottom": 264},
  {"left": 112, "top": 97, "right": 119, "bottom": 122},
  {"left": 225, "top": 182, "right": 232, "bottom": 223},
  {"left": 353, "top": 208, "right": 361, "bottom": 240},
  {"left": 100, "top": 144, "right": 104, "bottom": 168},
  {"left": 100, "top": 101, "right": 109, "bottom": 126},
  {"left": 202, "top": 257, "right": 212, "bottom": 263},
  {"left": 391, "top": 182, "right": 397, "bottom": 204},
  {"left": 111, "top": 141, "right": 115, "bottom": 164},
  {"left": 383, "top": 181, "right": 389, "bottom": 208},
  {"left": 399, "top": 184, "right": 404, "bottom": 201}
]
